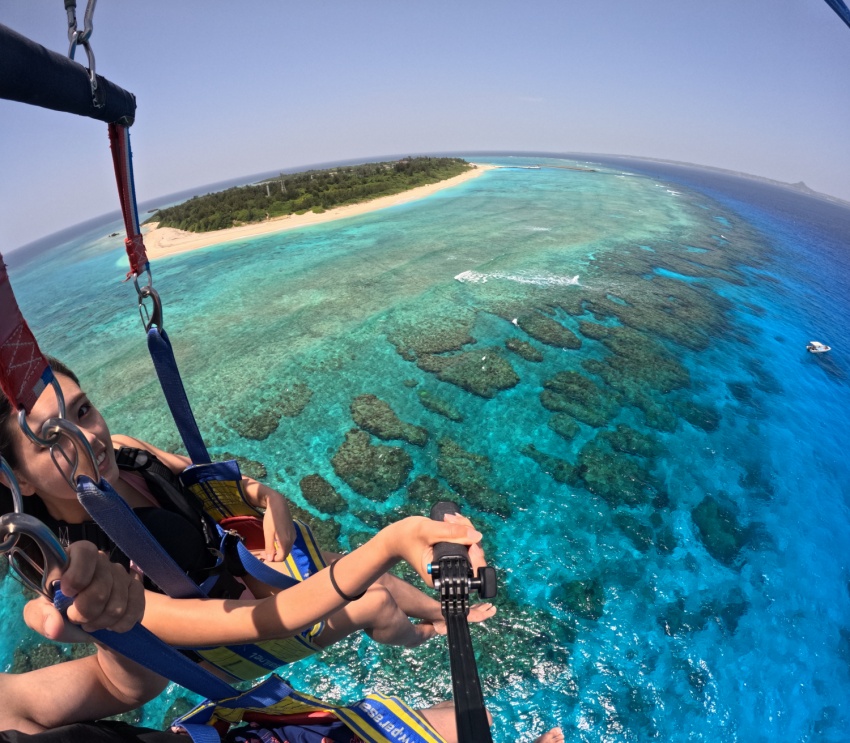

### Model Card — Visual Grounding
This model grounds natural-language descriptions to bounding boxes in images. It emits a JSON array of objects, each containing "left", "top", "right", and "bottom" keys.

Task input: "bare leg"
[
  {"left": 419, "top": 701, "right": 461, "bottom": 743},
  {"left": 418, "top": 703, "right": 561, "bottom": 743},
  {"left": 534, "top": 728, "right": 565, "bottom": 743},
  {"left": 314, "top": 584, "right": 438, "bottom": 649}
]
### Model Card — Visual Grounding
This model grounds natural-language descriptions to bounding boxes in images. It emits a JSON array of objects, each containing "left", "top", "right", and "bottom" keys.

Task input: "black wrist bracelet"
[{"left": 328, "top": 558, "right": 366, "bottom": 602}]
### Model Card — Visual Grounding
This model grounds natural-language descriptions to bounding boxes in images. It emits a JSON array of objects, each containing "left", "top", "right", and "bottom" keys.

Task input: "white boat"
[{"left": 807, "top": 340, "right": 831, "bottom": 353}]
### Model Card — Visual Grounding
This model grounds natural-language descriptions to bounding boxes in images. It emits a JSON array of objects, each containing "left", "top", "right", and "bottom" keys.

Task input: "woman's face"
[{"left": 11, "top": 373, "right": 119, "bottom": 511}]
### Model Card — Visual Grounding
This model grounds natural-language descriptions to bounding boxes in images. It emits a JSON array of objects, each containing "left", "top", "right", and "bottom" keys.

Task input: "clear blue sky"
[{"left": 2, "top": 1, "right": 848, "bottom": 251}]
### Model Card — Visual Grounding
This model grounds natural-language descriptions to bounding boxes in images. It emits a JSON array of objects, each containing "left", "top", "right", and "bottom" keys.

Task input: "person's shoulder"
[{"left": 111, "top": 434, "right": 152, "bottom": 451}]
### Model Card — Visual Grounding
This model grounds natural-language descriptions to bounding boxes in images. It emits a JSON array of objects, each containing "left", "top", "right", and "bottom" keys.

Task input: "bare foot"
[
  {"left": 534, "top": 727, "right": 564, "bottom": 743},
  {"left": 468, "top": 602, "right": 497, "bottom": 624},
  {"left": 432, "top": 603, "right": 497, "bottom": 635}
]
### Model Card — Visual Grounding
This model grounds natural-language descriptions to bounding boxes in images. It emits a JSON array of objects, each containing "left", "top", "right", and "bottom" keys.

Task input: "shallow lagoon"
[{"left": 4, "top": 155, "right": 850, "bottom": 741}]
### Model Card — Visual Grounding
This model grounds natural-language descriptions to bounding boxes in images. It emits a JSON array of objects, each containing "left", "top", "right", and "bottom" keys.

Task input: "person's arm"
[
  {"left": 140, "top": 514, "right": 482, "bottom": 647},
  {"left": 1, "top": 542, "right": 167, "bottom": 733},
  {"left": 0, "top": 648, "right": 167, "bottom": 734},
  {"left": 112, "top": 434, "right": 296, "bottom": 561}
]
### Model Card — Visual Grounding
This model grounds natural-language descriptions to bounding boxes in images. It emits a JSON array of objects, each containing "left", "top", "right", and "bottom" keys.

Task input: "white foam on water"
[
  {"left": 527, "top": 226, "right": 551, "bottom": 231},
  {"left": 455, "top": 270, "right": 580, "bottom": 287}
]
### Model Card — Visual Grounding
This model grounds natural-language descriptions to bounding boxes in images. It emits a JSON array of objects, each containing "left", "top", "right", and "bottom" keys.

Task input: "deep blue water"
[{"left": 2, "top": 154, "right": 849, "bottom": 742}]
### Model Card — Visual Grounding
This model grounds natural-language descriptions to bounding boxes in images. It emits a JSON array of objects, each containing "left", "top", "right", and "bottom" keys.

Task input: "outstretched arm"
[
  {"left": 0, "top": 541, "right": 167, "bottom": 734},
  {"left": 141, "top": 514, "right": 483, "bottom": 647}
]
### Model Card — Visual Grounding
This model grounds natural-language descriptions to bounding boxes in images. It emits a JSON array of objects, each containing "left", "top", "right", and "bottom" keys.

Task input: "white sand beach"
[{"left": 143, "top": 164, "right": 494, "bottom": 259}]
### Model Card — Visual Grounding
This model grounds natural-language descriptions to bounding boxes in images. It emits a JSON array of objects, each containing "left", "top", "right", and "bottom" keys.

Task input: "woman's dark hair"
[{"left": 0, "top": 357, "right": 79, "bottom": 515}]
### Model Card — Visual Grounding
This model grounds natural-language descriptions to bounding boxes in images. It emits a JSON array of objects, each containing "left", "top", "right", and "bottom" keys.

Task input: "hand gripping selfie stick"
[{"left": 428, "top": 502, "right": 498, "bottom": 743}]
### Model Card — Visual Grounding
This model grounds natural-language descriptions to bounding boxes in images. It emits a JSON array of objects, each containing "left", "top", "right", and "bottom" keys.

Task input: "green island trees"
[{"left": 146, "top": 157, "right": 472, "bottom": 233}]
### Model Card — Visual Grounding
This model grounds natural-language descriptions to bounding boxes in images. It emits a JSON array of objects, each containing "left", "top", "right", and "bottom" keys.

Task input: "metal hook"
[
  {"left": 0, "top": 512, "right": 69, "bottom": 599},
  {"left": 65, "top": 0, "right": 102, "bottom": 107},
  {"left": 66, "top": 0, "right": 97, "bottom": 58},
  {"left": 0, "top": 457, "right": 25, "bottom": 519},
  {"left": 65, "top": 0, "right": 80, "bottom": 58},
  {"left": 132, "top": 267, "right": 154, "bottom": 295},
  {"left": 18, "top": 377, "right": 66, "bottom": 448},
  {"left": 80, "top": 40, "right": 103, "bottom": 107},
  {"left": 138, "top": 285, "right": 164, "bottom": 332},
  {"left": 40, "top": 418, "right": 100, "bottom": 491}
]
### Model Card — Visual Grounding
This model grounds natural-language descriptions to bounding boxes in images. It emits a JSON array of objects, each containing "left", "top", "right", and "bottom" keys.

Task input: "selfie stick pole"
[{"left": 429, "top": 502, "right": 497, "bottom": 743}]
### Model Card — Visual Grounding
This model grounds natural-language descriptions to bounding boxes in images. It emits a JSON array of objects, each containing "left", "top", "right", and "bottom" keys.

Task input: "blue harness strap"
[
  {"left": 824, "top": 0, "right": 850, "bottom": 30},
  {"left": 76, "top": 474, "right": 206, "bottom": 599},
  {"left": 230, "top": 519, "right": 327, "bottom": 591},
  {"left": 146, "top": 326, "right": 212, "bottom": 465},
  {"left": 233, "top": 537, "right": 299, "bottom": 591}
]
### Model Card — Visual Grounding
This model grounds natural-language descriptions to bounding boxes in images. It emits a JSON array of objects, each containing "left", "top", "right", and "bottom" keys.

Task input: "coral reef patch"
[
  {"left": 437, "top": 437, "right": 510, "bottom": 515},
  {"left": 540, "top": 371, "right": 619, "bottom": 428},
  {"left": 691, "top": 496, "right": 747, "bottom": 565},
  {"left": 417, "top": 389, "right": 464, "bottom": 422},
  {"left": 351, "top": 394, "right": 428, "bottom": 446},
  {"left": 230, "top": 382, "right": 313, "bottom": 440},
  {"left": 505, "top": 337, "right": 544, "bottom": 362},
  {"left": 331, "top": 429, "right": 412, "bottom": 500},
  {"left": 299, "top": 474, "right": 346, "bottom": 514},
  {"left": 417, "top": 348, "right": 519, "bottom": 398}
]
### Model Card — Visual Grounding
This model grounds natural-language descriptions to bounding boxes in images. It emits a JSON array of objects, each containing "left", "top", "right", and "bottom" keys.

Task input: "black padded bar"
[{"left": 0, "top": 23, "right": 136, "bottom": 125}]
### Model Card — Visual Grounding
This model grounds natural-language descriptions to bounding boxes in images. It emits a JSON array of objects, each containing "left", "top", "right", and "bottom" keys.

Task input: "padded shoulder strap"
[{"left": 116, "top": 446, "right": 219, "bottom": 548}]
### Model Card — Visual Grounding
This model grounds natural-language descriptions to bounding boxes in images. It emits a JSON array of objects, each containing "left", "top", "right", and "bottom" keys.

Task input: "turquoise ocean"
[{"left": 2, "top": 154, "right": 849, "bottom": 741}]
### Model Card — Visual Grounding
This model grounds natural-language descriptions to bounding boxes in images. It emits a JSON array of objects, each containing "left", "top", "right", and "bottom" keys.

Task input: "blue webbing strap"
[
  {"left": 76, "top": 475, "right": 206, "bottom": 599},
  {"left": 77, "top": 476, "right": 319, "bottom": 678},
  {"left": 88, "top": 623, "right": 238, "bottom": 702},
  {"left": 178, "top": 724, "right": 223, "bottom": 743},
  {"left": 234, "top": 539, "right": 300, "bottom": 590},
  {"left": 52, "top": 589, "right": 235, "bottom": 702},
  {"left": 146, "top": 327, "right": 212, "bottom": 465},
  {"left": 225, "top": 516, "right": 327, "bottom": 591},
  {"left": 824, "top": 0, "right": 850, "bottom": 30}
]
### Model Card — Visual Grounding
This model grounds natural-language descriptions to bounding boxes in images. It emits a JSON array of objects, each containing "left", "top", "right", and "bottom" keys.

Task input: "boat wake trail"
[{"left": 454, "top": 270, "right": 580, "bottom": 286}]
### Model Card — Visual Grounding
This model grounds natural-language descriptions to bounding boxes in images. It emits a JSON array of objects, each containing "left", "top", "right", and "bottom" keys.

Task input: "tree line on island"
[{"left": 147, "top": 157, "right": 472, "bottom": 233}]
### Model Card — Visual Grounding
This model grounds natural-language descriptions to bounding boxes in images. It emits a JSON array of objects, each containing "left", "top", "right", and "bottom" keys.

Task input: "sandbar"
[{"left": 143, "top": 163, "right": 494, "bottom": 259}]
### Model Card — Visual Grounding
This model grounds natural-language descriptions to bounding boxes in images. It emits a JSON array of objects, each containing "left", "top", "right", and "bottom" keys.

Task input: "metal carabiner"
[
  {"left": 65, "top": 0, "right": 97, "bottom": 59},
  {"left": 138, "top": 284, "right": 164, "bottom": 332},
  {"left": 0, "top": 512, "right": 69, "bottom": 600},
  {"left": 132, "top": 267, "right": 154, "bottom": 296},
  {"left": 17, "top": 376, "right": 67, "bottom": 448},
  {"left": 65, "top": 0, "right": 80, "bottom": 58},
  {"left": 80, "top": 39, "right": 101, "bottom": 103},
  {"left": 65, "top": 0, "right": 102, "bottom": 107},
  {"left": 0, "top": 457, "right": 25, "bottom": 519},
  {"left": 40, "top": 417, "right": 101, "bottom": 491}
]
